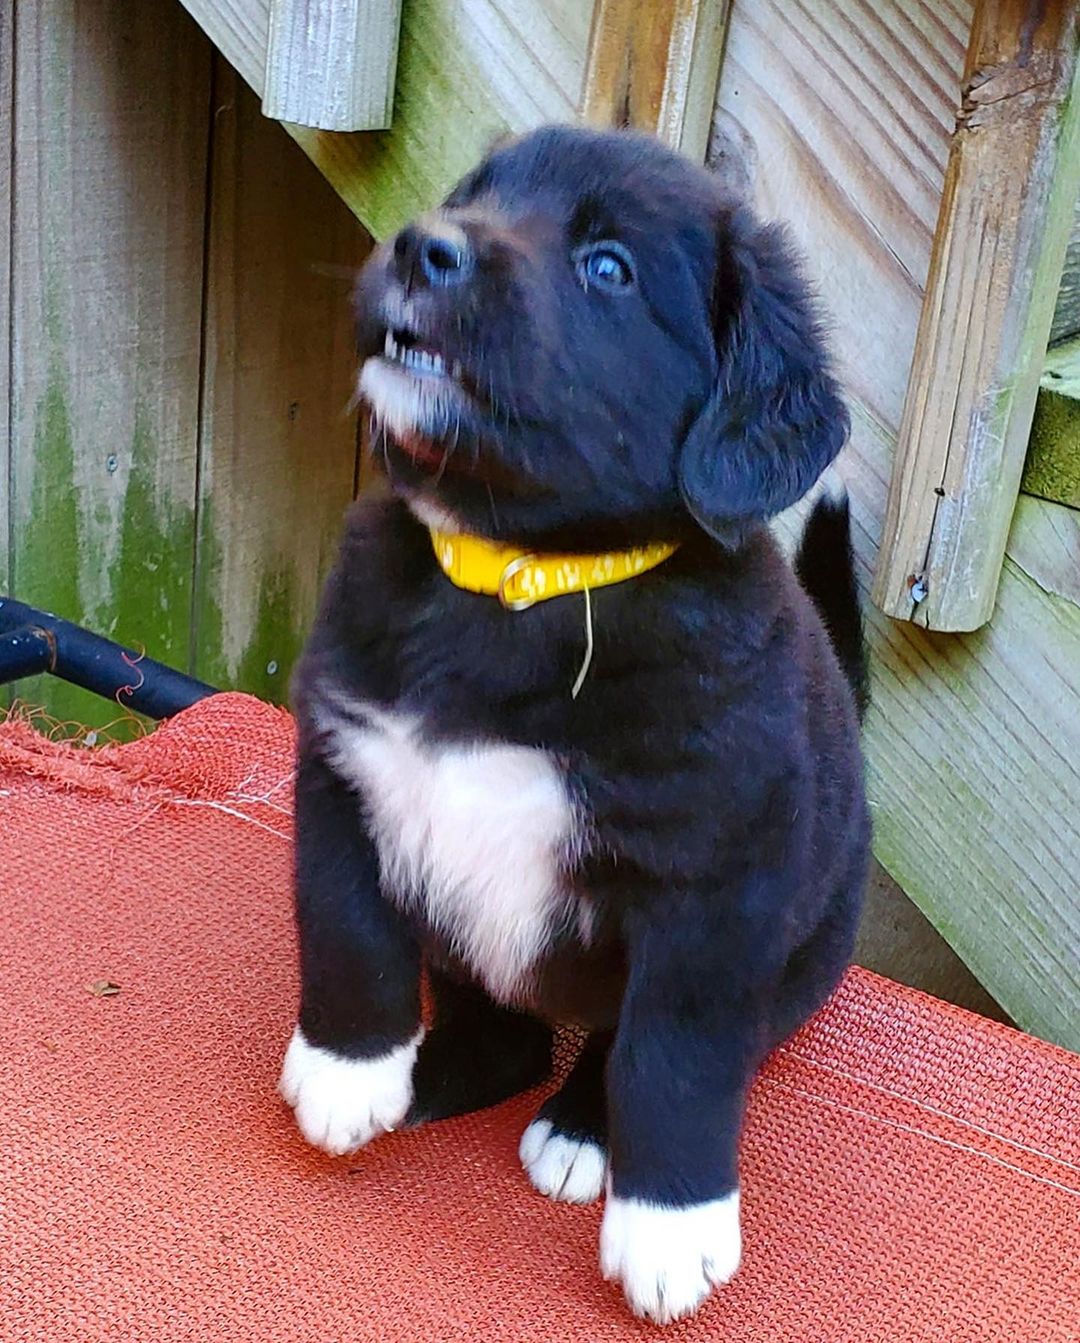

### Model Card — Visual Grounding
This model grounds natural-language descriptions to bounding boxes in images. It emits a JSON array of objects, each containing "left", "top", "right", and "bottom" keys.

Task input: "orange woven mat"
[{"left": 1, "top": 693, "right": 1078, "bottom": 1342}]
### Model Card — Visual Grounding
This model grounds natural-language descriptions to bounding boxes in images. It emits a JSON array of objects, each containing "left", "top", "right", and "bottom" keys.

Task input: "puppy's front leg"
[
  {"left": 280, "top": 751, "right": 422, "bottom": 1156},
  {"left": 601, "top": 904, "right": 766, "bottom": 1324}
]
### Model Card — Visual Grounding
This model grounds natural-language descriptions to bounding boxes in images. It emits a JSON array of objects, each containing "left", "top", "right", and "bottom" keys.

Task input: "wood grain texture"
[
  {"left": 1007, "top": 494, "right": 1080, "bottom": 606},
  {"left": 579, "top": 0, "right": 730, "bottom": 160},
  {"left": 1023, "top": 333, "right": 1080, "bottom": 507},
  {"left": 871, "top": 0, "right": 1080, "bottom": 632},
  {"left": 1049, "top": 194, "right": 1080, "bottom": 344},
  {"left": 720, "top": 0, "right": 1080, "bottom": 1046},
  {"left": 263, "top": 0, "right": 403, "bottom": 130},
  {"left": 8, "top": 0, "right": 211, "bottom": 731},
  {"left": 193, "top": 61, "right": 368, "bottom": 701},
  {"left": 177, "top": 0, "right": 590, "bottom": 239},
  {"left": 176, "top": 0, "right": 1080, "bottom": 1041},
  {"left": 856, "top": 862, "right": 1009, "bottom": 1020}
]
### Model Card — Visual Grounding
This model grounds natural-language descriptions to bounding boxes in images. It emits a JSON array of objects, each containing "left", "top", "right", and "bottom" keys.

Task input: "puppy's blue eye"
[{"left": 574, "top": 242, "right": 636, "bottom": 293}]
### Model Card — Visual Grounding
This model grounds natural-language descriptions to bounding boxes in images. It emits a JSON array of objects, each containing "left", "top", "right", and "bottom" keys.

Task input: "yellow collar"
[{"left": 430, "top": 529, "right": 679, "bottom": 610}]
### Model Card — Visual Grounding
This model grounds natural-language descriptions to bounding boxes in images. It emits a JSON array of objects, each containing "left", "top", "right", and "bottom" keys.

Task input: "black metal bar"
[
  {"left": 0, "top": 597, "right": 217, "bottom": 720},
  {"left": 0, "top": 626, "right": 55, "bottom": 682}
]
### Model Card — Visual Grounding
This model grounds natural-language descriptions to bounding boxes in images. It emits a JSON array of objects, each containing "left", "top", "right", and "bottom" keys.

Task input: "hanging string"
[{"left": 571, "top": 586, "right": 594, "bottom": 700}]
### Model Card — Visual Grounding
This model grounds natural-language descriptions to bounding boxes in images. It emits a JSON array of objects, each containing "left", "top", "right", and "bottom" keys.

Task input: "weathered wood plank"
[
  {"left": 177, "top": 0, "right": 590, "bottom": 239},
  {"left": 1050, "top": 195, "right": 1080, "bottom": 345},
  {"left": 871, "top": 0, "right": 1080, "bottom": 632},
  {"left": 1007, "top": 493, "right": 1080, "bottom": 606},
  {"left": 263, "top": 0, "right": 403, "bottom": 131},
  {"left": 579, "top": 0, "right": 730, "bottom": 161},
  {"left": 193, "top": 61, "right": 368, "bottom": 702},
  {"left": 856, "top": 862, "right": 1009, "bottom": 1021},
  {"left": 1022, "top": 333, "right": 1080, "bottom": 508},
  {"left": 8, "top": 0, "right": 211, "bottom": 732},
  {"left": 719, "top": 0, "right": 1080, "bottom": 1046},
  {"left": 862, "top": 427, "right": 1080, "bottom": 1047}
]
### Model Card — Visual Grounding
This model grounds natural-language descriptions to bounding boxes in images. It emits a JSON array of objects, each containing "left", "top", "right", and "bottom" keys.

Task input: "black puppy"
[{"left": 281, "top": 126, "right": 870, "bottom": 1324}]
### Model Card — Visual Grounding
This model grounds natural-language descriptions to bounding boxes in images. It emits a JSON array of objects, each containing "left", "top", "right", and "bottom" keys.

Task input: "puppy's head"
[{"left": 355, "top": 125, "right": 847, "bottom": 548}]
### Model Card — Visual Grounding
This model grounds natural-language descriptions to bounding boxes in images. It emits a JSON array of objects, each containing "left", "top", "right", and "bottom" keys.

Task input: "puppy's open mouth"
[
  {"left": 382, "top": 329, "right": 464, "bottom": 384},
  {"left": 360, "top": 326, "right": 468, "bottom": 446}
]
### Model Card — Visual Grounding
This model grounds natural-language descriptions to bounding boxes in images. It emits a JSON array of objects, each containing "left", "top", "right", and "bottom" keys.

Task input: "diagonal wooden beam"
[{"left": 871, "top": 0, "right": 1080, "bottom": 632}]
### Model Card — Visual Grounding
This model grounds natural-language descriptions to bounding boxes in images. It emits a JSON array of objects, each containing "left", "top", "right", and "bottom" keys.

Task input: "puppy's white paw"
[
  {"left": 599, "top": 1190, "right": 741, "bottom": 1324},
  {"left": 519, "top": 1119, "right": 607, "bottom": 1204},
  {"left": 279, "top": 1026, "right": 423, "bottom": 1157}
]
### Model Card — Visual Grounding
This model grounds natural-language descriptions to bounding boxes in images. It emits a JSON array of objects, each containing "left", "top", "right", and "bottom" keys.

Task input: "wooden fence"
[
  {"left": 2, "top": 0, "right": 369, "bottom": 727},
  {"left": 3, "top": 0, "right": 1079, "bottom": 1049}
]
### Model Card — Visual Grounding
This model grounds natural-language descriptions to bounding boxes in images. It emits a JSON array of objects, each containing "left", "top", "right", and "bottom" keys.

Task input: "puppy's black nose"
[{"left": 393, "top": 224, "right": 472, "bottom": 290}]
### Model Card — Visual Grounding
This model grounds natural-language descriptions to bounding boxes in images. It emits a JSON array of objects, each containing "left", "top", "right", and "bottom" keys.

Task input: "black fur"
[
  {"left": 796, "top": 492, "right": 870, "bottom": 720},
  {"left": 289, "top": 125, "right": 870, "bottom": 1262}
]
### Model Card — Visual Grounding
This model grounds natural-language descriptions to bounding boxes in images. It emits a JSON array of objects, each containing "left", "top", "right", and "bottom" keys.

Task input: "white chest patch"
[{"left": 319, "top": 699, "right": 584, "bottom": 1002}]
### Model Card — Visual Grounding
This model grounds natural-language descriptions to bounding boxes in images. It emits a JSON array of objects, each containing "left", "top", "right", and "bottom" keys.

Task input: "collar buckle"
[{"left": 497, "top": 553, "right": 540, "bottom": 611}]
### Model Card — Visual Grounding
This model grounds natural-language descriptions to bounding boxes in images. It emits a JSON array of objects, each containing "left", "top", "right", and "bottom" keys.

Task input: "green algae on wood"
[
  {"left": 7, "top": 0, "right": 210, "bottom": 736},
  {"left": 1022, "top": 334, "right": 1080, "bottom": 510}
]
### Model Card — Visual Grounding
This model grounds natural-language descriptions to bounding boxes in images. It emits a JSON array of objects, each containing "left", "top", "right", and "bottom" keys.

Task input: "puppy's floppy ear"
[{"left": 678, "top": 211, "right": 849, "bottom": 546}]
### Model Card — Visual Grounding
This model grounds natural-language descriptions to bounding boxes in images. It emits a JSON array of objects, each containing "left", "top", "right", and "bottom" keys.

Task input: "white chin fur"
[
  {"left": 359, "top": 357, "right": 463, "bottom": 439},
  {"left": 279, "top": 1026, "right": 423, "bottom": 1157},
  {"left": 406, "top": 495, "right": 464, "bottom": 534},
  {"left": 519, "top": 1119, "right": 607, "bottom": 1205},
  {"left": 599, "top": 1190, "right": 742, "bottom": 1324}
]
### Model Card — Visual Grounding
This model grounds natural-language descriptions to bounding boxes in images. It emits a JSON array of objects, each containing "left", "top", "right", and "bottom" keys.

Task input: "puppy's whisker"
[{"left": 376, "top": 425, "right": 395, "bottom": 484}]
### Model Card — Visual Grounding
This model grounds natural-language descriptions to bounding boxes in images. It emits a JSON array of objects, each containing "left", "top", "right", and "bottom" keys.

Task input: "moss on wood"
[{"left": 1022, "top": 335, "right": 1080, "bottom": 509}]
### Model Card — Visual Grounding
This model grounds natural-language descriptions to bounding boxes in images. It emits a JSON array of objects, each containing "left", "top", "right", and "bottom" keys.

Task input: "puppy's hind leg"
[
  {"left": 406, "top": 970, "right": 553, "bottom": 1125},
  {"left": 520, "top": 1030, "right": 610, "bottom": 1205}
]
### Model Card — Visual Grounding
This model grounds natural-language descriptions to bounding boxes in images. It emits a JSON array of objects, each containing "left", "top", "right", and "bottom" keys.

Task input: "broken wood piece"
[
  {"left": 871, "top": 0, "right": 1080, "bottom": 632},
  {"left": 579, "top": 0, "right": 730, "bottom": 162},
  {"left": 262, "top": 0, "right": 402, "bottom": 131}
]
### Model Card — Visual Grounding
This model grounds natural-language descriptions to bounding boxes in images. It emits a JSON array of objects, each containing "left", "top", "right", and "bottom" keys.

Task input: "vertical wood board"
[
  {"left": 8, "top": 0, "right": 211, "bottom": 732},
  {"left": 262, "top": 0, "right": 403, "bottom": 131},
  {"left": 871, "top": 0, "right": 1080, "bottom": 631},
  {"left": 579, "top": 0, "right": 730, "bottom": 161},
  {"left": 720, "top": 0, "right": 1080, "bottom": 1045},
  {"left": 193, "top": 61, "right": 369, "bottom": 702}
]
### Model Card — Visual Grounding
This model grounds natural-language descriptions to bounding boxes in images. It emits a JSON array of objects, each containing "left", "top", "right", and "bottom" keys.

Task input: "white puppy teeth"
[{"left": 381, "top": 329, "right": 448, "bottom": 377}]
